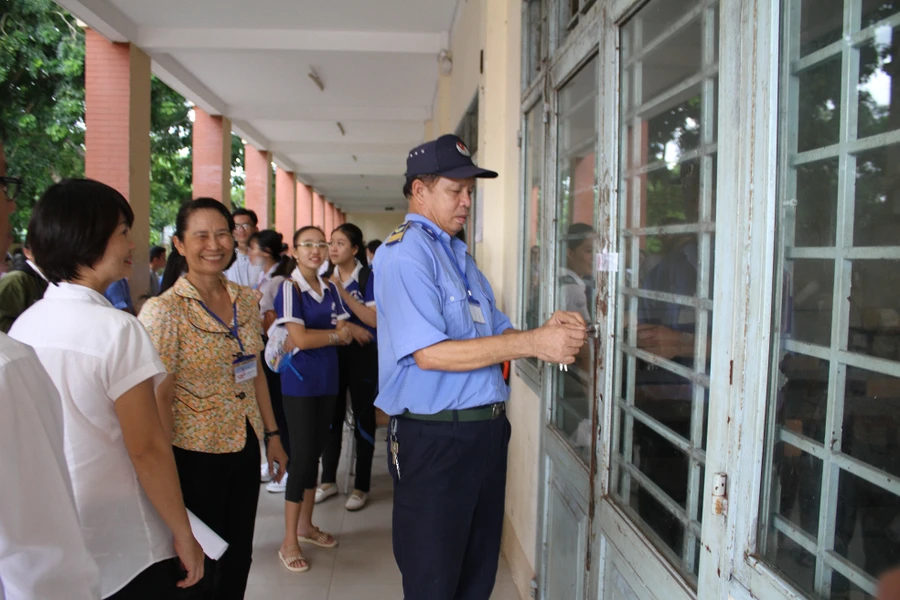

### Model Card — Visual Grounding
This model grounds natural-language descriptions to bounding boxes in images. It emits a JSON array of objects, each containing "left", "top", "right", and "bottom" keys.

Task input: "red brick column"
[
  {"left": 324, "top": 200, "right": 335, "bottom": 236},
  {"left": 244, "top": 143, "right": 272, "bottom": 228},
  {"left": 313, "top": 192, "right": 326, "bottom": 229},
  {"left": 296, "top": 183, "right": 313, "bottom": 229},
  {"left": 193, "top": 108, "right": 232, "bottom": 205},
  {"left": 84, "top": 29, "right": 151, "bottom": 305},
  {"left": 274, "top": 167, "right": 296, "bottom": 238}
]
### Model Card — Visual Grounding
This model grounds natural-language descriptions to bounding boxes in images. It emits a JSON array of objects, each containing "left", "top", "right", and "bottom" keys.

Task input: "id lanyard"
[
  {"left": 436, "top": 236, "right": 476, "bottom": 304},
  {"left": 436, "top": 235, "right": 487, "bottom": 325},
  {"left": 198, "top": 301, "right": 247, "bottom": 358}
]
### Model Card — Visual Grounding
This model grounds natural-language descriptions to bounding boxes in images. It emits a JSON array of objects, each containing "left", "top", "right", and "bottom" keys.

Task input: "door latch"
[
  {"left": 586, "top": 323, "right": 601, "bottom": 338},
  {"left": 712, "top": 472, "right": 728, "bottom": 516}
]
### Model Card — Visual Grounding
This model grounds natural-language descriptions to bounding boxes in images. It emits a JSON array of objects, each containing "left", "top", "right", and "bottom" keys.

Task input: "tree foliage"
[{"left": 0, "top": 0, "right": 85, "bottom": 239}]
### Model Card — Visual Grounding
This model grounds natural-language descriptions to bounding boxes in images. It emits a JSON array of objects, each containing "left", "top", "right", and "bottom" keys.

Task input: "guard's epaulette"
[{"left": 385, "top": 221, "right": 410, "bottom": 246}]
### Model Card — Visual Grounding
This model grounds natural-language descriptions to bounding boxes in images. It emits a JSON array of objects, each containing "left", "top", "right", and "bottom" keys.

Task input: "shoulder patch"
[{"left": 385, "top": 221, "right": 410, "bottom": 246}]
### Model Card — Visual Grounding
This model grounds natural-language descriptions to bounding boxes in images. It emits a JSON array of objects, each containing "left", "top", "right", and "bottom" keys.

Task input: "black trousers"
[
  {"left": 261, "top": 350, "right": 291, "bottom": 457},
  {"left": 283, "top": 394, "right": 336, "bottom": 501},
  {"left": 389, "top": 413, "right": 511, "bottom": 600},
  {"left": 172, "top": 422, "right": 260, "bottom": 600},
  {"left": 321, "top": 343, "right": 378, "bottom": 492},
  {"left": 105, "top": 558, "right": 183, "bottom": 600}
]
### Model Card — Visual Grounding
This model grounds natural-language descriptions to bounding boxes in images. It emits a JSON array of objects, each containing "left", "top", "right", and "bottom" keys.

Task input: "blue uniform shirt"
[
  {"left": 104, "top": 278, "right": 134, "bottom": 312},
  {"left": 373, "top": 214, "right": 514, "bottom": 416},
  {"left": 274, "top": 269, "right": 350, "bottom": 397},
  {"left": 337, "top": 260, "right": 377, "bottom": 343}
]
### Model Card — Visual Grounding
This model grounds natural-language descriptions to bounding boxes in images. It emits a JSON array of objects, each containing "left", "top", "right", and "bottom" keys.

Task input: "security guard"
[{"left": 374, "top": 134, "right": 587, "bottom": 600}]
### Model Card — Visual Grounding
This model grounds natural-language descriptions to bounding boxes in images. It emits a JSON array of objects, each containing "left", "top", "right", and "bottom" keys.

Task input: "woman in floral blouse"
[{"left": 139, "top": 198, "right": 288, "bottom": 600}]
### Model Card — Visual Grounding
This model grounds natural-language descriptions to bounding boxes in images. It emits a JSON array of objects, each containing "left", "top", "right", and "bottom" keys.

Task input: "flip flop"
[
  {"left": 278, "top": 549, "right": 310, "bottom": 573},
  {"left": 297, "top": 529, "right": 338, "bottom": 548}
]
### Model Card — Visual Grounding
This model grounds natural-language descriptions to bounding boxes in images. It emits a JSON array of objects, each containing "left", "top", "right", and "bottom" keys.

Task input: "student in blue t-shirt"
[
  {"left": 317, "top": 223, "right": 378, "bottom": 511},
  {"left": 273, "top": 225, "right": 353, "bottom": 573}
]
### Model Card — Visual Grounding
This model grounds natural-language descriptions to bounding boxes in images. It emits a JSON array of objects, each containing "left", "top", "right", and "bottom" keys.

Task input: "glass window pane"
[
  {"left": 524, "top": 0, "right": 547, "bottom": 86},
  {"left": 551, "top": 55, "right": 597, "bottom": 462},
  {"left": 762, "top": 3, "right": 900, "bottom": 598},
  {"left": 612, "top": 0, "right": 717, "bottom": 582},
  {"left": 522, "top": 105, "right": 544, "bottom": 369}
]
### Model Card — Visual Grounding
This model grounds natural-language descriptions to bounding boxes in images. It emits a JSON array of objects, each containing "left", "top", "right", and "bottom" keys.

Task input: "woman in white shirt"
[
  {"left": 10, "top": 179, "right": 204, "bottom": 599},
  {"left": 248, "top": 229, "right": 295, "bottom": 491}
]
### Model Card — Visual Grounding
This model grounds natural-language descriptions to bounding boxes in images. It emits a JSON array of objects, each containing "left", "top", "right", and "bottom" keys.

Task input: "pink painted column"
[
  {"left": 84, "top": 28, "right": 151, "bottom": 304},
  {"left": 296, "top": 182, "right": 313, "bottom": 229},
  {"left": 274, "top": 167, "right": 295, "bottom": 238},
  {"left": 313, "top": 192, "right": 326, "bottom": 229},
  {"left": 192, "top": 107, "right": 232, "bottom": 205},
  {"left": 324, "top": 201, "right": 335, "bottom": 236},
  {"left": 244, "top": 143, "right": 272, "bottom": 228}
]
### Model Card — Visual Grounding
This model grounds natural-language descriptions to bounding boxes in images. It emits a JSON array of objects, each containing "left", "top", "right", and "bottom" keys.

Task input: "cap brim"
[{"left": 440, "top": 165, "right": 499, "bottom": 179}]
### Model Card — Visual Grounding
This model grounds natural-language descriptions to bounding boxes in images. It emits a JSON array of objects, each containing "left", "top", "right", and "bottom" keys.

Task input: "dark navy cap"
[{"left": 405, "top": 134, "right": 498, "bottom": 180}]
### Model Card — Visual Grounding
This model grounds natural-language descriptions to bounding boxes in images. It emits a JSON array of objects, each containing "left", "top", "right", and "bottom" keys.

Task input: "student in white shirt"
[
  {"left": 10, "top": 179, "right": 204, "bottom": 599},
  {"left": 0, "top": 141, "right": 100, "bottom": 600},
  {"left": 223, "top": 208, "right": 263, "bottom": 287}
]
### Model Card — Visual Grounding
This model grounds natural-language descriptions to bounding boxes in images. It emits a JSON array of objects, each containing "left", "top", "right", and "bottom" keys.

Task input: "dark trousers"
[
  {"left": 283, "top": 394, "right": 337, "bottom": 501},
  {"left": 261, "top": 351, "right": 291, "bottom": 457},
  {"left": 389, "top": 413, "right": 511, "bottom": 600},
  {"left": 321, "top": 343, "right": 378, "bottom": 492},
  {"left": 172, "top": 422, "right": 260, "bottom": 600},
  {"left": 105, "top": 558, "right": 182, "bottom": 600}
]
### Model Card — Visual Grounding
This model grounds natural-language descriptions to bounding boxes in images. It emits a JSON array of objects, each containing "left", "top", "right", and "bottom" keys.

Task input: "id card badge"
[
  {"left": 233, "top": 355, "right": 258, "bottom": 384},
  {"left": 468, "top": 300, "right": 486, "bottom": 324}
]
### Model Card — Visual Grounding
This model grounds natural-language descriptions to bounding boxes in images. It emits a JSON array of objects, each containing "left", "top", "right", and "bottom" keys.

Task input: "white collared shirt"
[
  {"left": 335, "top": 260, "right": 363, "bottom": 290},
  {"left": 9, "top": 283, "right": 172, "bottom": 598},
  {"left": 257, "top": 263, "right": 285, "bottom": 316},
  {"left": 0, "top": 332, "right": 100, "bottom": 600},
  {"left": 224, "top": 249, "right": 263, "bottom": 288}
]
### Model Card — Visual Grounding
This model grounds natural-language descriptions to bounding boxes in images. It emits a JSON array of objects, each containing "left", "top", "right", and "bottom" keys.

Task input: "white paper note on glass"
[{"left": 188, "top": 510, "right": 228, "bottom": 560}]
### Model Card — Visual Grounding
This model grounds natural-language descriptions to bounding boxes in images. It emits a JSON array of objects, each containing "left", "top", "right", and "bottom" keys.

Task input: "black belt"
[{"left": 399, "top": 402, "right": 506, "bottom": 423}]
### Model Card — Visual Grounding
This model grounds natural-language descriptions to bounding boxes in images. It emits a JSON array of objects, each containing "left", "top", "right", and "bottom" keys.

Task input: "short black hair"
[
  {"left": 402, "top": 174, "right": 440, "bottom": 199},
  {"left": 366, "top": 239, "right": 382, "bottom": 254},
  {"left": 232, "top": 208, "right": 258, "bottom": 227},
  {"left": 29, "top": 179, "right": 134, "bottom": 284},
  {"left": 149, "top": 245, "right": 166, "bottom": 261}
]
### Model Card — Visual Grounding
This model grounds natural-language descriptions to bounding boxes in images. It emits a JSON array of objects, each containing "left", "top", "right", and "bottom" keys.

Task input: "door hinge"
[
  {"left": 517, "top": 129, "right": 523, "bottom": 148},
  {"left": 712, "top": 472, "right": 728, "bottom": 516},
  {"left": 542, "top": 102, "right": 551, "bottom": 124},
  {"left": 530, "top": 577, "right": 538, "bottom": 598}
]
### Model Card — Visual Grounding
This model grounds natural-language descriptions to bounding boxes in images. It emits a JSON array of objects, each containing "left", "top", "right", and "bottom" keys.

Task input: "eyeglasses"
[
  {"left": 295, "top": 242, "right": 330, "bottom": 250},
  {"left": 0, "top": 177, "right": 22, "bottom": 202},
  {"left": 234, "top": 223, "right": 254, "bottom": 231}
]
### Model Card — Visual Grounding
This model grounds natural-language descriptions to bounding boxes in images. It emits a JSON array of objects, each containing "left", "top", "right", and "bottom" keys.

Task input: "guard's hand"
[
  {"left": 267, "top": 436, "right": 289, "bottom": 483},
  {"left": 532, "top": 322, "right": 587, "bottom": 364},
  {"left": 174, "top": 533, "right": 205, "bottom": 588},
  {"left": 546, "top": 310, "right": 587, "bottom": 328}
]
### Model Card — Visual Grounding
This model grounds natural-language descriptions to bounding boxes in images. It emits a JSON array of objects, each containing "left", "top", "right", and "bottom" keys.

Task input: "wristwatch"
[{"left": 264, "top": 430, "right": 280, "bottom": 444}]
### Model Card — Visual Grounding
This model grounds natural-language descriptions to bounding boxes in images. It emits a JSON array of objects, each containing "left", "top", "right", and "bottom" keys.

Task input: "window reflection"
[
  {"left": 552, "top": 55, "right": 598, "bottom": 461},
  {"left": 763, "top": 2, "right": 900, "bottom": 598},
  {"left": 612, "top": 0, "right": 718, "bottom": 581}
]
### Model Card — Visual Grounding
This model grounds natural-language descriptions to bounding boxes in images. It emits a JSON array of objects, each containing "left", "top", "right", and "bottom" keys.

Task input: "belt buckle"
[{"left": 491, "top": 403, "right": 503, "bottom": 419}]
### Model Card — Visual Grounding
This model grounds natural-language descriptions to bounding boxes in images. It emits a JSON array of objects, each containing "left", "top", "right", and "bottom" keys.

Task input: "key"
[{"left": 391, "top": 440, "right": 401, "bottom": 480}]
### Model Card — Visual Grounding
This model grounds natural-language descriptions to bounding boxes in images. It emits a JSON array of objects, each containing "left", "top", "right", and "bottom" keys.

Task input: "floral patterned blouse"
[{"left": 139, "top": 276, "right": 264, "bottom": 454}]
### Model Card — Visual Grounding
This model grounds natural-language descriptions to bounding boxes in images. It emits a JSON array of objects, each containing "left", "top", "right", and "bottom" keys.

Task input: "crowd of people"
[
  {"left": 0, "top": 133, "right": 596, "bottom": 600},
  {"left": 0, "top": 138, "right": 384, "bottom": 597}
]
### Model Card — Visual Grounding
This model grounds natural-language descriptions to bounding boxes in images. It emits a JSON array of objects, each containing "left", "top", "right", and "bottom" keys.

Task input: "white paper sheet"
[{"left": 188, "top": 510, "right": 228, "bottom": 560}]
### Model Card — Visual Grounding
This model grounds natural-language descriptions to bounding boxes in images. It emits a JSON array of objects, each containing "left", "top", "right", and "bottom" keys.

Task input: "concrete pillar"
[
  {"left": 274, "top": 167, "right": 296, "bottom": 238},
  {"left": 337, "top": 210, "right": 345, "bottom": 225},
  {"left": 324, "top": 201, "right": 335, "bottom": 236},
  {"left": 243, "top": 143, "right": 272, "bottom": 228},
  {"left": 192, "top": 107, "right": 232, "bottom": 205},
  {"left": 296, "top": 182, "right": 313, "bottom": 229},
  {"left": 84, "top": 29, "right": 151, "bottom": 305},
  {"left": 312, "top": 192, "right": 326, "bottom": 229}
]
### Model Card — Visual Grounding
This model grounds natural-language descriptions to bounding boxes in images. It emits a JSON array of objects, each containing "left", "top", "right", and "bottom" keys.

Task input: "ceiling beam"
[
  {"left": 299, "top": 165, "right": 404, "bottom": 176},
  {"left": 56, "top": 0, "right": 134, "bottom": 42},
  {"left": 151, "top": 55, "right": 229, "bottom": 116},
  {"left": 276, "top": 141, "right": 413, "bottom": 155},
  {"left": 229, "top": 104, "right": 430, "bottom": 122},
  {"left": 136, "top": 27, "right": 445, "bottom": 54}
]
